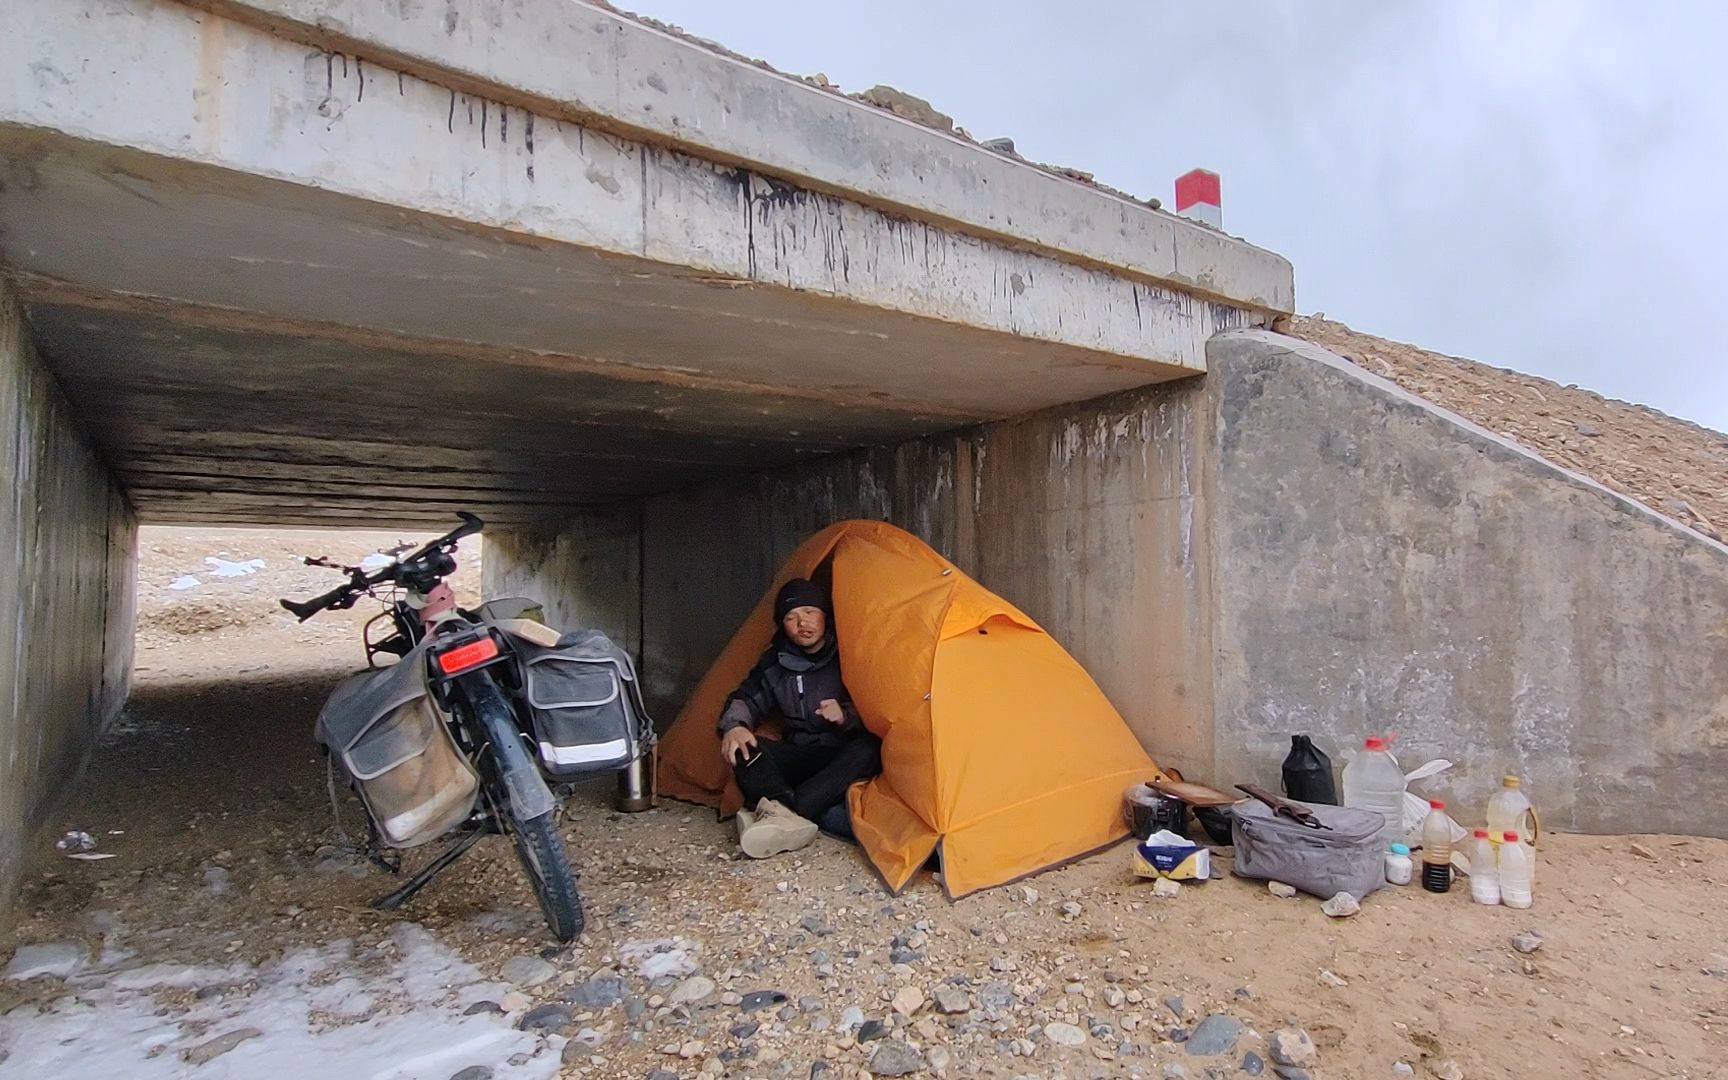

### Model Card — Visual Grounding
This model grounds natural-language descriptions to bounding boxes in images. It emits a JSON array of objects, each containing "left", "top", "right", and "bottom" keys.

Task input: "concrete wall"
[
  {"left": 1204, "top": 331, "right": 1728, "bottom": 835},
  {"left": 482, "top": 506, "right": 641, "bottom": 657},
  {"left": 493, "top": 378, "right": 1216, "bottom": 778},
  {"left": 489, "top": 328, "right": 1728, "bottom": 837},
  {"left": 0, "top": 278, "right": 136, "bottom": 910}
]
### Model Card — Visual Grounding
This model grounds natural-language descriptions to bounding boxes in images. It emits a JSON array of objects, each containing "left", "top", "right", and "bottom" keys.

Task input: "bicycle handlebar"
[{"left": 278, "top": 512, "right": 485, "bottom": 622}]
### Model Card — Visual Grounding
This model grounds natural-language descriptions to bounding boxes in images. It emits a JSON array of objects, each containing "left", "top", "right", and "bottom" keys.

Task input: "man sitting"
[{"left": 719, "top": 578, "right": 882, "bottom": 858}]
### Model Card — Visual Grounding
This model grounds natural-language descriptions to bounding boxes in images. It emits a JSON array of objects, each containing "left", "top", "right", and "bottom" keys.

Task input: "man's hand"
[
  {"left": 816, "top": 699, "right": 847, "bottom": 725},
  {"left": 720, "top": 726, "right": 758, "bottom": 765}
]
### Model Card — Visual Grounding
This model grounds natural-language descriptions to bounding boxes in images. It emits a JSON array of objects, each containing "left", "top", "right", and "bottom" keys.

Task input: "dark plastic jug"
[{"left": 1281, "top": 735, "right": 1338, "bottom": 805}]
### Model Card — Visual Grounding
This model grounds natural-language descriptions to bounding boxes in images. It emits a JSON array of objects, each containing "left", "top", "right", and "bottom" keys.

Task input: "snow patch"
[
  {"left": 0, "top": 923, "right": 558, "bottom": 1080},
  {"left": 205, "top": 557, "right": 267, "bottom": 578},
  {"left": 617, "top": 937, "right": 700, "bottom": 979},
  {"left": 4, "top": 942, "right": 86, "bottom": 980}
]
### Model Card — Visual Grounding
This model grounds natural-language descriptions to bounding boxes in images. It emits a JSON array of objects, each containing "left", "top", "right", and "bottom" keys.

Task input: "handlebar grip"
[
  {"left": 452, "top": 511, "right": 485, "bottom": 539},
  {"left": 280, "top": 584, "right": 352, "bottom": 622},
  {"left": 399, "top": 512, "right": 486, "bottom": 567}
]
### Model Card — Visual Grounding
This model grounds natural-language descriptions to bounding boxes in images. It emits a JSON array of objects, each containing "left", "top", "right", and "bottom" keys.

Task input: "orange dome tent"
[{"left": 656, "top": 520, "right": 1164, "bottom": 898}]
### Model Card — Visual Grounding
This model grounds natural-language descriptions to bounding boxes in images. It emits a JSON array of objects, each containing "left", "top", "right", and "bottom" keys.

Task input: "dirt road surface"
[{"left": 1, "top": 528, "right": 1722, "bottom": 1079}]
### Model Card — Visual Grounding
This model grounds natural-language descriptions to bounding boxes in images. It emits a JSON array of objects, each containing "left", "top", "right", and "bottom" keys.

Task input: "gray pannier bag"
[
  {"left": 316, "top": 645, "right": 479, "bottom": 849},
  {"left": 1231, "top": 798, "right": 1386, "bottom": 900},
  {"left": 515, "top": 629, "right": 653, "bottom": 779}
]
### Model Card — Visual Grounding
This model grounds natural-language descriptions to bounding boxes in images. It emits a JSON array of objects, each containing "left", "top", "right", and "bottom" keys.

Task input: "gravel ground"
[{"left": 1, "top": 528, "right": 1724, "bottom": 1080}]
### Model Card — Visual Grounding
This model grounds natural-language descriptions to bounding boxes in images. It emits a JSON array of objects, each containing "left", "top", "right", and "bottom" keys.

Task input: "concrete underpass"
[
  {"left": 2, "top": 0, "right": 1299, "bottom": 890},
  {"left": 6, "top": 0, "right": 1728, "bottom": 908},
  {"left": 6, "top": 1, "right": 1728, "bottom": 1076}
]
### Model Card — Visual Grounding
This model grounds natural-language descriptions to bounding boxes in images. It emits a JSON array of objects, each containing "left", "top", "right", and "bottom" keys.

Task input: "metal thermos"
[{"left": 615, "top": 746, "right": 655, "bottom": 813}]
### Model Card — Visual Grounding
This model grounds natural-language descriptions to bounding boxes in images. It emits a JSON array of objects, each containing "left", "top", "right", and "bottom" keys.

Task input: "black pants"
[{"left": 735, "top": 733, "right": 882, "bottom": 823}]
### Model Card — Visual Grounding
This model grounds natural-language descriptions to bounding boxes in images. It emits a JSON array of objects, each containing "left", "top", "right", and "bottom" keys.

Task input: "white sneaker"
[{"left": 738, "top": 799, "right": 819, "bottom": 859}]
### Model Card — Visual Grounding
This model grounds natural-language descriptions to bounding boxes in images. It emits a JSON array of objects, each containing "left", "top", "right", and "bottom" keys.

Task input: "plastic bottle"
[
  {"left": 1420, "top": 800, "right": 1453, "bottom": 893},
  {"left": 1281, "top": 735, "right": 1338, "bottom": 804},
  {"left": 1486, "top": 776, "right": 1537, "bottom": 840},
  {"left": 1469, "top": 829, "right": 1501, "bottom": 905},
  {"left": 1342, "top": 736, "right": 1406, "bottom": 850},
  {"left": 1487, "top": 776, "right": 1539, "bottom": 885},
  {"left": 1499, "top": 830, "right": 1533, "bottom": 908},
  {"left": 1384, "top": 843, "right": 1414, "bottom": 885}
]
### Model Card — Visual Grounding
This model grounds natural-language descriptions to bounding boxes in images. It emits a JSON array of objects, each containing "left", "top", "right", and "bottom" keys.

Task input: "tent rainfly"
[{"left": 656, "top": 520, "right": 1165, "bottom": 898}]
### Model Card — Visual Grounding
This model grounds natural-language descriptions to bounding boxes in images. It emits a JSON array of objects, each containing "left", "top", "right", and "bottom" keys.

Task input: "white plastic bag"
[{"left": 1400, "top": 758, "right": 1467, "bottom": 848}]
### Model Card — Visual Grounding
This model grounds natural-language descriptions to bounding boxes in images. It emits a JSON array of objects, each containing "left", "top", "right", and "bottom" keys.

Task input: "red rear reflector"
[{"left": 436, "top": 636, "right": 499, "bottom": 675}]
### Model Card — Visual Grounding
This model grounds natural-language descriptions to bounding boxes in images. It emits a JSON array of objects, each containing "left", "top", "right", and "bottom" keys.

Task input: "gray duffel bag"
[{"left": 1231, "top": 798, "right": 1386, "bottom": 900}]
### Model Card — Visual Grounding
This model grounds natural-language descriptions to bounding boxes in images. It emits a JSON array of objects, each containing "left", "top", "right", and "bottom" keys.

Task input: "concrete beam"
[
  {"left": 185, "top": 0, "right": 1294, "bottom": 314},
  {"left": 1, "top": 0, "right": 1261, "bottom": 380}
]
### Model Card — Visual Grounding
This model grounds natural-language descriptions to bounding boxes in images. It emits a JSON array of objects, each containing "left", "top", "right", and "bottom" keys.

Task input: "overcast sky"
[{"left": 634, "top": 0, "right": 1728, "bottom": 431}]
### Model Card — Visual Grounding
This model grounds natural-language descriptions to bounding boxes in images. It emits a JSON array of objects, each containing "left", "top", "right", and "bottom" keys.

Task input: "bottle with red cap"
[
  {"left": 1341, "top": 736, "right": 1405, "bottom": 850},
  {"left": 1499, "top": 830, "right": 1534, "bottom": 908},
  {"left": 1469, "top": 828, "right": 1501, "bottom": 905},
  {"left": 1420, "top": 800, "right": 1453, "bottom": 893}
]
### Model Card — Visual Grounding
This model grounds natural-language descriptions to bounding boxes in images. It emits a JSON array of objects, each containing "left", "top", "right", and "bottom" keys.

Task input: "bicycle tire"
[
  {"left": 507, "top": 808, "right": 585, "bottom": 943},
  {"left": 459, "top": 671, "right": 585, "bottom": 943}
]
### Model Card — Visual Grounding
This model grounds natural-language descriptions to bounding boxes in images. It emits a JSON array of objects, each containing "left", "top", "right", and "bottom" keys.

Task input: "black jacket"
[{"left": 718, "top": 634, "right": 862, "bottom": 747}]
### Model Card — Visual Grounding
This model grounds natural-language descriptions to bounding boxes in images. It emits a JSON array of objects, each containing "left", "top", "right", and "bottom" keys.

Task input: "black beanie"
[{"left": 774, "top": 577, "right": 830, "bottom": 621}]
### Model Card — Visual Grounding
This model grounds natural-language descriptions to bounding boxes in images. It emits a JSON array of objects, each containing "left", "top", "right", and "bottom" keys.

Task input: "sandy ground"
[{"left": 1, "top": 527, "right": 1724, "bottom": 1080}]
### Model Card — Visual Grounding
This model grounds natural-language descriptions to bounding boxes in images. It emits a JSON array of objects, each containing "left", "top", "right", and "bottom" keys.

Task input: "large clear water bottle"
[{"left": 1341, "top": 736, "right": 1406, "bottom": 850}]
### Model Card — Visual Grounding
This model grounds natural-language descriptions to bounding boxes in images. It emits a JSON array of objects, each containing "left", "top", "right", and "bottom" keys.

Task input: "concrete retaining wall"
[
  {"left": 489, "top": 330, "right": 1728, "bottom": 837},
  {"left": 1204, "top": 331, "right": 1728, "bottom": 835},
  {"left": 0, "top": 278, "right": 136, "bottom": 912}
]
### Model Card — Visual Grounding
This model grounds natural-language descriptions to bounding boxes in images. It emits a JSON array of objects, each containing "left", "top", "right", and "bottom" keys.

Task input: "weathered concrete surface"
[
  {"left": 1204, "top": 331, "right": 1728, "bottom": 835},
  {"left": 483, "top": 507, "right": 641, "bottom": 658},
  {"left": 0, "top": 0, "right": 1288, "bottom": 526},
  {"left": 0, "top": 278, "right": 136, "bottom": 914},
  {"left": 186, "top": 0, "right": 1295, "bottom": 313}
]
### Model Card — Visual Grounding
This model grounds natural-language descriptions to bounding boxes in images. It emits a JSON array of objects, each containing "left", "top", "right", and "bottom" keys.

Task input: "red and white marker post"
[{"left": 1174, "top": 168, "right": 1222, "bottom": 229}]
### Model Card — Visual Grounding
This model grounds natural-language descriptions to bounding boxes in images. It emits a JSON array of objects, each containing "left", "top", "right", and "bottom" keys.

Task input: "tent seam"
[{"left": 925, "top": 574, "right": 961, "bottom": 834}]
